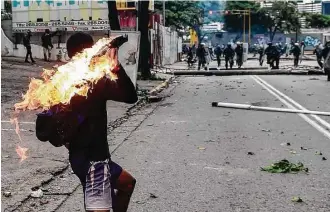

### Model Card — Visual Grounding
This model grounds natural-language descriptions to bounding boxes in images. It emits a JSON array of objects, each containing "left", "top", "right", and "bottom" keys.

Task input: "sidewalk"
[{"left": 1, "top": 56, "right": 173, "bottom": 211}]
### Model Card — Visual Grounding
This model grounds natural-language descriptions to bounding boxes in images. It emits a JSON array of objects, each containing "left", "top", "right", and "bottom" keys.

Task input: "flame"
[
  {"left": 10, "top": 117, "right": 22, "bottom": 142},
  {"left": 14, "top": 37, "right": 119, "bottom": 111},
  {"left": 16, "top": 145, "right": 28, "bottom": 162}
]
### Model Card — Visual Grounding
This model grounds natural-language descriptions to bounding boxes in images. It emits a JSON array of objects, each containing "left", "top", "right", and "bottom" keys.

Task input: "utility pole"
[
  {"left": 249, "top": 9, "right": 251, "bottom": 44},
  {"left": 163, "top": 0, "right": 165, "bottom": 26},
  {"left": 243, "top": 13, "right": 246, "bottom": 43}
]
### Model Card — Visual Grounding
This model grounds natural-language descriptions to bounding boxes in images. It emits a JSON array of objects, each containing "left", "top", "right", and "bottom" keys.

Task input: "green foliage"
[
  {"left": 199, "top": 1, "right": 224, "bottom": 24},
  {"left": 154, "top": 1, "right": 203, "bottom": 29},
  {"left": 224, "top": 1, "right": 301, "bottom": 40},
  {"left": 224, "top": 1, "right": 261, "bottom": 32},
  {"left": 303, "top": 13, "right": 330, "bottom": 28},
  {"left": 261, "top": 159, "right": 308, "bottom": 173},
  {"left": 258, "top": 1, "right": 300, "bottom": 41},
  {"left": 4, "top": 1, "right": 12, "bottom": 13}
]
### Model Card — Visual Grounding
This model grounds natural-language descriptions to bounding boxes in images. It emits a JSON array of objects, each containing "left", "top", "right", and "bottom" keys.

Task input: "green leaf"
[
  {"left": 291, "top": 197, "right": 303, "bottom": 202},
  {"left": 261, "top": 159, "right": 308, "bottom": 174}
]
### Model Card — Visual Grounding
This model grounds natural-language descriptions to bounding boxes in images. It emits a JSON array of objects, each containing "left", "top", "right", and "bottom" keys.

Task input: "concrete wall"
[
  {"left": 1, "top": 20, "right": 13, "bottom": 42},
  {"left": 161, "top": 25, "right": 179, "bottom": 65},
  {"left": 1, "top": 28, "right": 140, "bottom": 86},
  {"left": 286, "top": 32, "right": 323, "bottom": 50},
  {"left": 209, "top": 31, "right": 329, "bottom": 50},
  {"left": 210, "top": 32, "right": 286, "bottom": 46}
]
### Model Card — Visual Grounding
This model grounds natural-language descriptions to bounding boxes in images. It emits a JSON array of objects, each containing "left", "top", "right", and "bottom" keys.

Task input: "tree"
[
  {"left": 303, "top": 13, "right": 330, "bottom": 28},
  {"left": 4, "top": 1, "right": 12, "bottom": 13},
  {"left": 199, "top": 1, "right": 224, "bottom": 24},
  {"left": 154, "top": 1, "right": 204, "bottom": 41},
  {"left": 154, "top": 1, "right": 203, "bottom": 30},
  {"left": 224, "top": 1, "right": 262, "bottom": 33},
  {"left": 107, "top": 1, "right": 120, "bottom": 30},
  {"left": 137, "top": 0, "right": 151, "bottom": 79},
  {"left": 258, "top": 1, "right": 300, "bottom": 41}
]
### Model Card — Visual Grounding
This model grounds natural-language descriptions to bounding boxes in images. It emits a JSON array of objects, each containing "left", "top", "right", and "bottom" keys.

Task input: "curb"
[
  {"left": 247, "top": 57, "right": 315, "bottom": 61},
  {"left": 173, "top": 70, "right": 325, "bottom": 76},
  {"left": 208, "top": 67, "right": 267, "bottom": 71},
  {"left": 148, "top": 76, "right": 175, "bottom": 95}
]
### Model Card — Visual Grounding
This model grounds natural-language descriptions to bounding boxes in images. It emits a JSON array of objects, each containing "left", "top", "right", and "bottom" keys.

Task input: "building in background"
[
  {"left": 11, "top": 0, "right": 154, "bottom": 33},
  {"left": 322, "top": 0, "right": 330, "bottom": 15},
  {"left": 1, "top": 1, "right": 5, "bottom": 12},
  {"left": 260, "top": 0, "right": 322, "bottom": 28}
]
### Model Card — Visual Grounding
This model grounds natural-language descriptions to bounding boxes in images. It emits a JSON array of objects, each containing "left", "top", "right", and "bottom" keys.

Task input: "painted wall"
[
  {"left": 210, "top": 32, "right": 286, "bottom": 46},
  {"left": 286, "top": 33, "right": 323, "bottom": 50},
  {"left": 11, "top": 0, "right": 154, "bottom": 32}
]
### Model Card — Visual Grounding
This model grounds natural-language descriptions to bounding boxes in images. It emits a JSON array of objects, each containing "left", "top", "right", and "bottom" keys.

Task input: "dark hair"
[
  {"left": 66, "top": 32, "right": 94, "bottom": 58},
  {"left": 45, "top": 29, "right": 50, "bottom": 33}
]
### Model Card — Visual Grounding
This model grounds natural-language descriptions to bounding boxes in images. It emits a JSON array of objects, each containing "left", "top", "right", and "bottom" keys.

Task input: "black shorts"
[{"left": 70, "top": 157, "right": 122, "bottom": 210}]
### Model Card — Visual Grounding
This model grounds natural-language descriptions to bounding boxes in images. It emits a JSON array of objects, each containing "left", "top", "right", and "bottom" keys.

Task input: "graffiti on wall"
[
  {"left": 303, "top": 36, "right": 320, "bottom": 47},
  {"left": 255, "top": 35, "right": 268, "bottom": 45}
]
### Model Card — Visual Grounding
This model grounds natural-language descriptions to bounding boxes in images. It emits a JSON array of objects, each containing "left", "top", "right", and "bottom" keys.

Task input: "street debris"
[
  {"left": 149, "top": 193, "right": 158, "bottom": 199},
  {"left": 198, "top": 147, "right": 206, "bottom": 150},
  {"left": 300, "top": 147, "right": 308, "bottom": 150},
  {"left": 31, "top": 189, "right": 43, "bottom": 198},
  {"left": 291, "top": 196, "right": 303, "bottom": 203},
  {"left": 261, "top": 159, "right": 308, "bottom": 173},
  {"left": 322, "top": 157, "right": 327, "bottom": 161},
  {"left": 205, "top": 140, "right": 215, "bottom": 143},
  {"left": 40, "top": 199, "right": 49, "bottom": 205},
  {"left": 147, "top": 95, "right": 163, "bottom": 103},
  {"left": 280, "top": 142, "right": 291, "bottom": 146},
  {"left": 315, "top": 151, "right": 323, "bottom": 155},
  {"left": 261, "top": 129, "right": 271, "bottom": 132},
  {"left": 247, "top": 152, "right": 255, "bottom": 155},
  {"left": 134, "top": 200, "right": 146, "bottom": 204},
  {"left": 289, "top": 150, "right": 297, "bottom": 154},
  {"left": 3, "top": 191, "right": 12, "bottom": 197}
]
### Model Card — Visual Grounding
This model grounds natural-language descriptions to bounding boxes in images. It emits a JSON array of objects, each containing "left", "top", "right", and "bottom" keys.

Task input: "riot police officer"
[
  {"left": 264, "top": 42, "right": 278, "bottom": 69},
  {"left": 235, "top": 42, "right": 244, "bottom": 68},
  {"left": 257, "top": 44, "right": 265, "bottom": 66},
  {"left": 290, "top": 43, "right": 301, "bottom": 67},
  {"left": 313, "top": 43, "right": 323, "bottom": 69},
  {"left": 223, "top": 43, "right": 235, "bottom": 70}
]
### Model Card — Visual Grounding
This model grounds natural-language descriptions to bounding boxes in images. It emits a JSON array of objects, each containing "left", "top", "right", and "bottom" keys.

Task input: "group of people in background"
[
  {"left": 184, "top": 39, "right": 329, "bottom": 72},
  {"left": 22, "top": 29, "right": 58, "bottom": 63},
  {"left": 185, "top": 41, "right": 245, "bottom": 70},
  {"left": 253, "top": 40, "right": 330, "bottom": 70}
]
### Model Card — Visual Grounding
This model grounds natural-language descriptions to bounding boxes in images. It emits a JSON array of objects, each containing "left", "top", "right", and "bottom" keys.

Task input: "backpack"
[{"left": 36, "top": 104, "right": 84, "bottom": 147}]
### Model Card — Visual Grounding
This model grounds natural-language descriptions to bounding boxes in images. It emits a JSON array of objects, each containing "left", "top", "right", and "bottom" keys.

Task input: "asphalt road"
[
  {"left": 113, "top": 75, "right": 330, "bottom": 212},
  {"left": 2, "top": 60, "right": 330, "bottom": 211}
]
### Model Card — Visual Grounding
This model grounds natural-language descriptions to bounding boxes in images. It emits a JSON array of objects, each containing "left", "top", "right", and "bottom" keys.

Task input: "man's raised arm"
[{"left": 102, "top": 64, "right": 138, "bottom": 104}]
